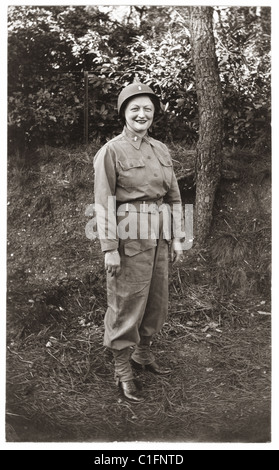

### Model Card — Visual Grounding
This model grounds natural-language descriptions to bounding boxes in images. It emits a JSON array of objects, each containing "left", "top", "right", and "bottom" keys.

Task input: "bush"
[{"left": 8, "top": 6, "right": 271, "bottom": 152}]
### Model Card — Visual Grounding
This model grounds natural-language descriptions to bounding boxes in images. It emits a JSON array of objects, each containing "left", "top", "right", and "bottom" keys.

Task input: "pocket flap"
[
  {"left": 124, "top": 239, "right": 157, "bottom": 257},
  {"left": 157, "top": 154, "right": 173, "bottom": 167},
  {"left": 118, "top": 159, "right": 145, "bottom": 171}
]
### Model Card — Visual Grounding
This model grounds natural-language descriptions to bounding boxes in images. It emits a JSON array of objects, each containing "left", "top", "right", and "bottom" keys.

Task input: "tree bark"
[{"left": 189, "top": 6, "right": 223, "bottom": 245}]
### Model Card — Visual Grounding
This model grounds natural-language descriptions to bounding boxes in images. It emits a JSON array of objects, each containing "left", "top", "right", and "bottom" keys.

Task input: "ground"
[{"left": 6, "top": 144, "right": 271, "bottom": 443}]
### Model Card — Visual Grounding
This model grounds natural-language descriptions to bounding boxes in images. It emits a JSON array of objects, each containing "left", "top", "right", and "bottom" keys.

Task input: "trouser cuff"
[{"left": 131, "top": 340, "right": 155, "bottom": 366}]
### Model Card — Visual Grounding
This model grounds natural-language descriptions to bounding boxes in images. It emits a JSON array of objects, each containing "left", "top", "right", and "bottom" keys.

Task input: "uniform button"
[
  {"left": 147, "top": 156, "right": 152, "bottom": 160},
  {"left": 167, "top": 161, "right": 171, "bottom": 165},
  {"left": 134, "top": 136, "right": 138, "bottom": 141},
  {"left": 154, "top": 173, "right": 158, "bottom": 177}
]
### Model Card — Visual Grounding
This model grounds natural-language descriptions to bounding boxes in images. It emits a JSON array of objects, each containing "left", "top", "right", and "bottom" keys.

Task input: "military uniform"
[
  {"left": 94, "top": 125, "right": 181, "bottom": 347},
  {"left": 93, "top": 83, "right": 182, "bottom": 399}
]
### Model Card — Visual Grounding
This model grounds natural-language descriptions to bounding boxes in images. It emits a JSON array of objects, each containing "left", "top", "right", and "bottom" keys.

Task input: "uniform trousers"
[{"left": 104, "top": 211, "right": 169, "bottom": 374}]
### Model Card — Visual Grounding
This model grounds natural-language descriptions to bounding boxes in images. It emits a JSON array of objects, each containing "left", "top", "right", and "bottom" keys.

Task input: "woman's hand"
[
  {"left": 170, "top": 239, "right": 184, "bottom": 265},
  {"left": 105, "top": 250, "right": 121, "bottom": 277}
]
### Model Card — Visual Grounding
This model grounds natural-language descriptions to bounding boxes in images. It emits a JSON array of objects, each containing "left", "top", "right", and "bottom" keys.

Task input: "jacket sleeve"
[
  {"left": 165, "top": 172, "right": 185, "bottom": 242},
  {"left": 164, "top": 170, "right": 182, "bottom": 206},
  {"left": 93, "top": 144, "right": 119, "bottom": 252}
]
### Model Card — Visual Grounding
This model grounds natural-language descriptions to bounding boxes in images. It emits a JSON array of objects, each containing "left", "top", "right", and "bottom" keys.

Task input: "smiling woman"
[{"left": 93, "top": 81, "right": 184, "bottom": 403}]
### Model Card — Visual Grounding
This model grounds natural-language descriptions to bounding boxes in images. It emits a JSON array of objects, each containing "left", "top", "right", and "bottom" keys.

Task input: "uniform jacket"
[{"left": 94, "top": 126, "right": 182, "bottom": 252}]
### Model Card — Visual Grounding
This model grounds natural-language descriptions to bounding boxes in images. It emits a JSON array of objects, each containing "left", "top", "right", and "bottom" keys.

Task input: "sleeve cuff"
[{"left": 100, "top": 240, "right": 119, "bottom": 252}]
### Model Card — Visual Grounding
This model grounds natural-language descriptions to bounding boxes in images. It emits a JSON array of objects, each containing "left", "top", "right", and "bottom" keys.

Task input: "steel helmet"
[{"left": 117, "top": 82, "right": 160, "bottom": 115}]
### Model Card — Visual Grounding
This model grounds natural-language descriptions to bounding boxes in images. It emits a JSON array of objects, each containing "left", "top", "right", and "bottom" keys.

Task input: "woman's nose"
[{"left": 138, "top": 108, "right": 145, "bottom": 117}]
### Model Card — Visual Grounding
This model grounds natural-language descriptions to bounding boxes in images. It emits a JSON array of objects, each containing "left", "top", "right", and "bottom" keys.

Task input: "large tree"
[{"left": 189, "top": 6, "right": 223, "bottom": 244}]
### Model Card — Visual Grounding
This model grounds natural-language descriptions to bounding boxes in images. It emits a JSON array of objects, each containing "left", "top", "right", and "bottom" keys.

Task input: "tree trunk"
[{"left": 189, "top": 6, "right": 223, "bottom": 245}]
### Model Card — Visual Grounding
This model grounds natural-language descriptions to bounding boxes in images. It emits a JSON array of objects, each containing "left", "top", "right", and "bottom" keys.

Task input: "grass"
[
  {"left": 6, "top": 311, "right": 271, "bottom": 442},
  {"left": 6, "top": 143, "right": 271, "bottom": 443}
]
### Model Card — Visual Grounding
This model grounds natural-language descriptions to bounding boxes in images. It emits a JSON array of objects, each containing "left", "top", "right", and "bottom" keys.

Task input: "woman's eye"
[{"left": 130, "top": 107, "right": 153, "bottom": 112}]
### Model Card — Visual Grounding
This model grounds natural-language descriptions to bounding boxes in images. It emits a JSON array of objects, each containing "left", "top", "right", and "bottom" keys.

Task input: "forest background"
[
  {"left": 8, "top": 5, "right": 271, "bottom": 150},
  {"left": 4, "top": 4, "right": 274, "bottom": 447}
]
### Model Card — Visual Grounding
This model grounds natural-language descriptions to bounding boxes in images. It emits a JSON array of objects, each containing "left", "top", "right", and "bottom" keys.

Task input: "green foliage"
[
  {"left": 8, "top": 5, "right": 271, "bottom": 151},
  {"left": 215, "top": 6, "right": 271, "bottom": 148},
  {"left": 8, "top": 5, "right": 118, "bottom": 148}
]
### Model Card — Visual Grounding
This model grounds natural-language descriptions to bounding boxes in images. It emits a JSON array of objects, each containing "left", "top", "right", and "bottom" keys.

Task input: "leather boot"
[
  {"left": 131, "top": 336, "right": 171, "bottom": 375},
  {"left": 120, "top": 380, "right": 144, "bottom": 403},
  {"left": 112, "top": 348, "right": 144, "bottom": 402},
  {"left": 131, "top": 358, "right": 171, "bottom": 375}
]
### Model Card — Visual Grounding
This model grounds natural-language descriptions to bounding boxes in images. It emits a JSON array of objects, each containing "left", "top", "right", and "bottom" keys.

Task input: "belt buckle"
[
  {"left": 141, "top": 201, "right": 147, "bottom": 213},
  {"left": 140, "top": 201, "right": 159, "bottom": 214},
  {"left": 150, "top": 202, "right": 159, "bottom": 214}
]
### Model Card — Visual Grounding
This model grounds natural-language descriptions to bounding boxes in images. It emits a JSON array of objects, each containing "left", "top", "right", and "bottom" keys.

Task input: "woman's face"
[{"left": 124, "top": 95, "right": 155, "bottom": 136}]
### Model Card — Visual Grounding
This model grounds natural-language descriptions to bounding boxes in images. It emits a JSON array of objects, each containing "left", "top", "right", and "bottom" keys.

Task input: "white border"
[{"left": 1, "top": 0, "right": 277, "bottom": 451}]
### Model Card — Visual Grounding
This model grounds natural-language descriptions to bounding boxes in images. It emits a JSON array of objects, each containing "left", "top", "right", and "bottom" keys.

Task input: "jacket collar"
[{"left": 122, "top": 126, "right": 152, "bottom": 150}]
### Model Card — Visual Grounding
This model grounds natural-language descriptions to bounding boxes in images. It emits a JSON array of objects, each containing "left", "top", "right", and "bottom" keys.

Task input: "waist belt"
[{"left": 117, "top": 199, "right": 165, "bottom": 214}]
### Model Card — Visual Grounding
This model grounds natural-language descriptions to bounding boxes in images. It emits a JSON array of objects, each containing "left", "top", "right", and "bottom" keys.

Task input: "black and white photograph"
[{"left": 3, "top": 1, "right": 274, "bottom": 449}]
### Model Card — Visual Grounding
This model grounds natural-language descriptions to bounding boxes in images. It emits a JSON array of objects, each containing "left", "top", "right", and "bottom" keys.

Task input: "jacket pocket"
[
  {"left": 117, "top": 158, "right": 147, "bottom": 190},
  {"left": 156, "top": 154, "right": 173, "bottom": 189},
  {"left": 156, "top": 154, "right": 173, "bottom": 168},
  {"left": 118, "top": 158, "right": 145, "bottom": 171},
  {"left": 123, "top": 238, "right": 157, "bottom": 257},
  {"left": 122, "top": 239, "right": 157, "bottom": 283}
]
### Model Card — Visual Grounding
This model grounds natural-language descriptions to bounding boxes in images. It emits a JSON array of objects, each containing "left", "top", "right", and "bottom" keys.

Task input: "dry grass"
[
  {"left": 6, "top": 308, "right": 271, "bottom": 442},
  {"left": 6, "top": 144, "right": 271, "bottom": 443}
]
